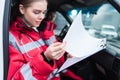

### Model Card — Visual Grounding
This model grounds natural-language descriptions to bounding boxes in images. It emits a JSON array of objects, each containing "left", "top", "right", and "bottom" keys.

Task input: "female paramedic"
[{"left": 8, "top": 0, "right": 83, "bottom": 80}]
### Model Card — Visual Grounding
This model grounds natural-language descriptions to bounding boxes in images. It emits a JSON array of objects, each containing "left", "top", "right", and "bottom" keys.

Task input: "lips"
[{"left": 35, "top": 21, "right": 41, "bottom": 25}]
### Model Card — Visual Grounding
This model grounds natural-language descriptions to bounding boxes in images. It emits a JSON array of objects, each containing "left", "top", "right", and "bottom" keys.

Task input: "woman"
[{"left": 8, "top": 0, "right": 82, "bottom": 80}]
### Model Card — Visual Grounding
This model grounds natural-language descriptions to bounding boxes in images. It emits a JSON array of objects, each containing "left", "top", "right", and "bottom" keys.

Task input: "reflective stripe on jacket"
[{"left": 8, "top": 17, "right": 60, "bottom": 80}]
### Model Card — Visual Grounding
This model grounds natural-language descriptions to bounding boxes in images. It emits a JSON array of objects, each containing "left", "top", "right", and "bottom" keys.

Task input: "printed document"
[{"left": 57, "top": 11, "right": 106, "bottom": 73}]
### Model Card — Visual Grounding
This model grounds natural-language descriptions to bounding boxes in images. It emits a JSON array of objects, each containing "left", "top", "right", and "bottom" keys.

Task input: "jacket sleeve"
[
  {"left": 7, "top": 44, "right": 27, "bottom": 80},
  {"left": 37, "top": 21, "right": 83, "bottom": 80},
  {"left": 38, "top": 21, "right": 56, "bottom": 39},
  {"left": 38, "top": 21, "right": 58, "bottom": 47},
  {"left": 8, "top": 44, "right": 52, "bottom": 80}
]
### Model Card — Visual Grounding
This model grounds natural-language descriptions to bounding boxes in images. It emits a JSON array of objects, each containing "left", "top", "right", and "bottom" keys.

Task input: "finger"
[
  {"left": 60, "top": 42, "right": 66, "bottom": 50},
  {"left": 53, "top": 50, "right": 65, "bottom": 60},
  {"left": 52, "top": 42, "right": 66, "bottom": 47},
  {"left": 67, "top": 53, "right": 73, "bottom": 58},
  {"left": 47, "top": 42, "right": 61, "bottom": 52},
  {"left": 51, "top": 48, "right": 64, "bottom": 57},
  {"left": 51, "top": 42, "right": 61, "bottom": 47},
  {"left": 54, "top": 51, "right": 65, "bottom": 60},
  {"left": 52, "top": 42, "right": 66, "bottom": 52}
]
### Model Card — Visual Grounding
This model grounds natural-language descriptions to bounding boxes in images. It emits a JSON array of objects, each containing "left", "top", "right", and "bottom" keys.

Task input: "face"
[{"left": 19, "top": 0, "right": 47, "bottom": 27}]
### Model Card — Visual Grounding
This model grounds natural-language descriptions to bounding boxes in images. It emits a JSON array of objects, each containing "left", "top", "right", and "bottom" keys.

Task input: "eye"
[{"left": 33, "top": 10, "right": 40, "bottom": 14}]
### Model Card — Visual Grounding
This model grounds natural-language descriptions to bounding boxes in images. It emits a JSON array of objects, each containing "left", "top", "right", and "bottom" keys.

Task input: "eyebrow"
[{"left": 33, "top": 9, "right": 47, "bottom": 12}]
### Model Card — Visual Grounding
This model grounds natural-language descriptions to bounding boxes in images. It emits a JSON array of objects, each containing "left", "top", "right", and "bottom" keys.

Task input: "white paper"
[{"left": 57, "top": 11, "right": 106, "bottom": 73}]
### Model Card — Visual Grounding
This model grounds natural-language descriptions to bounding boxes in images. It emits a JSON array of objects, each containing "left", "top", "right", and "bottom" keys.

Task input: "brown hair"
[
  {"left": 44, "top": 10, "right": 56, "bottom": 21},
  {"left": 10, "top": 0, "right": 48, "bottom": 24},
  {"left": 20, "top": 0, "right": 47, "bottom": 8}
]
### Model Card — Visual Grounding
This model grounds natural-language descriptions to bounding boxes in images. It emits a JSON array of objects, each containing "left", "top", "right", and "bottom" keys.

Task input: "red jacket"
[{"left": 8, "top": 17, "right": 82, "bottom": 80}]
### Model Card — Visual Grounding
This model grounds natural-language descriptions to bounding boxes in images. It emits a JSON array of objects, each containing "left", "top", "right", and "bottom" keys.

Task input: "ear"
[{"left": 19, "top": 4, "right": 25, "bottom": 14}]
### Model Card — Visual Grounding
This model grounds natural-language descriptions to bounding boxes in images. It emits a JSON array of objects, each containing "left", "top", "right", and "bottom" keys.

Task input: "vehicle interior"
[{"left": 3, "top": 0, "right": 120, "bottom": 80}]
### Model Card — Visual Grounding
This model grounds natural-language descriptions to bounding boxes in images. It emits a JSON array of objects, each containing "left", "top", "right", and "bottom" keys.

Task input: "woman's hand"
[
  {"left": 44, "top": 42, "right": 66, "bottom": 60},
  {"left": 67, "top": 53, "right": 73, "bottom": 58}
]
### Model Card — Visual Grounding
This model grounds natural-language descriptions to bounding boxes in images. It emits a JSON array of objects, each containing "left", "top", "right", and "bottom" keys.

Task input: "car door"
[
  {"left": 0, "top": 0, "right": 5, "bottom": 79},
  {"left": 0, "top": 0, "right": 10, "bottom": 80}
]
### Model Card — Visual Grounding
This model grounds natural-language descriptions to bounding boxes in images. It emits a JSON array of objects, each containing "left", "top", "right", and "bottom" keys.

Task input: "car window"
[
  {"left": 54, "top": 11, "right": 69, "bottom": 36},
  {"left": 67, "top": 2, "right": 120, "bottom": 58},
  {"left": 90, "top": 3, "right": 120, "bottom": 39}
]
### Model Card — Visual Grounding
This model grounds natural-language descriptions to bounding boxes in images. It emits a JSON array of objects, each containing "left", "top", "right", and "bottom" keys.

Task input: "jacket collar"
[{"left": 10, "top": 17, "right": 33, "bottom": 32}]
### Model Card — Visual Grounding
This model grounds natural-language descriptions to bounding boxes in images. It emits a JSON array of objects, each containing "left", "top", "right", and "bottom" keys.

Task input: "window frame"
[{"left": 3, "top": 0, "right": 11, "bottom": 80}]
